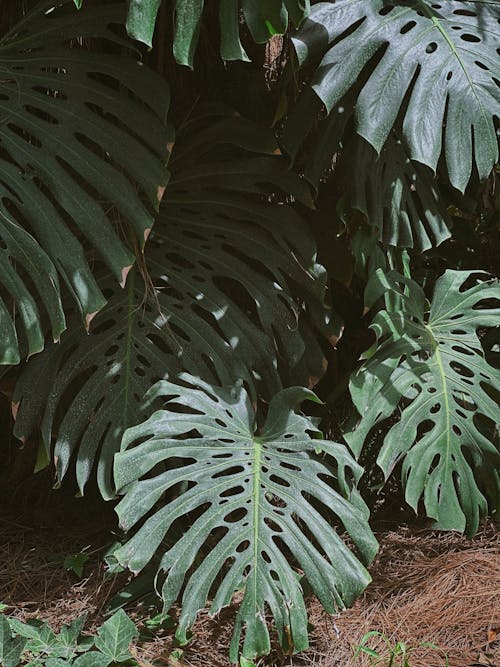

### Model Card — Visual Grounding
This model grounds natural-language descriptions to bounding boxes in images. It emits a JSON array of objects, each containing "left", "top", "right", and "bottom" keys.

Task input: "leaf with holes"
[
  {"left": 0, "top": 0, "right": 170, "bottom": 364},
  {"left": 347, "top": 133, "right": 452, "bottom": 251},
  {"left": 113, "top": 377, "right": 378, "bottom": 661},
  {"left": 345, "top": 270, "right": 500, "bottom": 537},
  {"left": 12, "top": 107, "right": 333, "bottom": 498},
  {"left": 292, "top": 0, "right": 499, "bottom": 191}
]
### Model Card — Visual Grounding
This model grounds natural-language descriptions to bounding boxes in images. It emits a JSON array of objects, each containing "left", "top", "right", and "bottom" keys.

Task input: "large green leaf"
[
  {"left": 292, "top": 1, "right": 499, "bottom": 191},
  {"left": 347, "top": 134, "right": 452, "bottom": 251},
  {"left": 282, "top": 89, "right": 453, "bottom": 250},
  {"left": 12, "top": 108, "right": 333, "bottom": 498},
  {"left": 345, "top": 270, "right": 500, "bottom": 536},
  {"left": 114, "top": 377, "right": 378, "bottom": 661},
  {"left": 0, "top": 0, "right": 170, "bottom": 364}
]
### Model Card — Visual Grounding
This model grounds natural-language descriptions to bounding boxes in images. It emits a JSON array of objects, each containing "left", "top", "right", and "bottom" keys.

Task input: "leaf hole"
[
  {"left": 224, "top": 508, "right": 245, "bottom": 523},
  {"left": 236, "top": 541, "right": 249, "bottom": 553},
  {"left": 213, "top": 466, "right": 244, "bottom": 478},
  {"left": 460, "top": 33, "right": 480, "bottom": 43},
  {"left": 269, "top": 474, "right": 290, "bottom": 488},
  {"left": 426, "top": 42, "right": 438, "bottom": 54},
  {"left": 475, "top": 61, "right": 489, "bottom": 71},
  {"left": 400, "top": 21, "right": 416, "bottom": 34}
]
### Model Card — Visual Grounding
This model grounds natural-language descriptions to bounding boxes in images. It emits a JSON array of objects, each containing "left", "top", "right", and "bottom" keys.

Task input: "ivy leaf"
[
  {"left": 0, "top": 616, "right": 27, "bottom": 667},
  {"left": 93, "top": 611, "right": 137, "bottom": 663},
  {"left": 114, "top": 377, "right": 378, "bottom": 661},
  {"left": 346, "top": 270, "right": 500, "bottom": 537},
  {"left": 72, "top": 653, "right": 111, "bottom": 667}
]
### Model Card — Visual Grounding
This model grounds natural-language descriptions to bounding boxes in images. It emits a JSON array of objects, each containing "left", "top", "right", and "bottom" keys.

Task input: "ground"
[{"left": 0, "top": 492, "right": 498, "bottom": 667}]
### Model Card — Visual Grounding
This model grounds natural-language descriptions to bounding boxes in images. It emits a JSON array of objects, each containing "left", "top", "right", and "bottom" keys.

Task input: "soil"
[{"left": 0, "top": 492, "right": 498, "bottom": 667}]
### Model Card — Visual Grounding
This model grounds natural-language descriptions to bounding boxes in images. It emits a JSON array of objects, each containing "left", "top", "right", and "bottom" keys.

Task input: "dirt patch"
[{"left": 0, "top": 502, "right": 498, "bottom": 667}]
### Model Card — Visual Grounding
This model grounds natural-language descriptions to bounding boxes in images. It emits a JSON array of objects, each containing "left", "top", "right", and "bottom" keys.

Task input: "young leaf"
[
  {"left": 114, "top": 377, "right": 378, "bottom": 661},
  {"left": 346, "top": 270, "right": 500, "bottom": 536},
  {"left": 63, "top": 554, "right": 89, "bottom": 578},
  {"left": 93, "top": 610, "right": 137, "bottom": 663}
]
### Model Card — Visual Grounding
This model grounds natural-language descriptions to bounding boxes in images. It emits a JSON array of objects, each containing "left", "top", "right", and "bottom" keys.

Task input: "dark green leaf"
[
  {"left": 172, "top": 0, "right": 204, "bottom": 68},
  {"left": 0, "top": 0, "right": 171, "bottom": 364},
  {"left": 220, "top": 1, "right": 250, "bottom": 62},
  {"left": 126, "top": 0, "right": 162, "bottom": 47},
  {"left": 12, "top": 108, "right": 331, "bottom": 499},
  {"left": 293, "top": 1, "right": 499, "bottom": 191}
]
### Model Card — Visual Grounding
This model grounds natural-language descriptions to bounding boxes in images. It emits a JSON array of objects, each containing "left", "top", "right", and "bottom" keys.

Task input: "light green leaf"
[
  {"left": 293, "top": 1, "right": 499, "bottom": 191},
  {"left": 114, "top": 377, "right": 378, "bottom": 661},
  {"left": 346, "top": 270, "right": 500, "bottom": 536},
  {"left": 0, "top": 616, "right": 27, "bottom": 667},
  {"left": 72, "top": 653, "right": 111, "bottom": 667},
  {"left": 93, "top": 611, "right": 137, "bottom": 663}
]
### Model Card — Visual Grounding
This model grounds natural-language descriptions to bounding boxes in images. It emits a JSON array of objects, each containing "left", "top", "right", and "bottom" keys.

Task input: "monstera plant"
[
  {"left": 1, "top": 0, "right": 499, "bottom": 663},
  {"left": 0, "top": 0, "right": 170, "bottom": 364}
]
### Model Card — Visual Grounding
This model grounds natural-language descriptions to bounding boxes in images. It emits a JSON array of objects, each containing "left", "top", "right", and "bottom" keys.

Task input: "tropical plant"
[
  {"left": 345, "top": 269, "right": 500, "bottom": 537},
  {"left": 113, "top": 377, "right": 377, "bottom": 660},
  {"left": 0, "top": 0, "right": 170, "bottom": 364},
  {"left": 1, "top": 0, "right": 499, "bottom": 664}
]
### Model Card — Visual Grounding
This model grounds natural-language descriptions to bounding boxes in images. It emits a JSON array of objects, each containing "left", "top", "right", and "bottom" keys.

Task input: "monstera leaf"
[
  {"left": 345, "top": 270, "right": 500, "bottom": 536},
  {"left": 12, "top": 108, "right": 332, "bottom": 498},
  {"left": 74, "top": 0, "right": 310, "bottom": 65},
  {"left": 0, "top": 0, "right": 170, "bottom": 364},
  {"left": 347, "top": 134, "right": 452, "bottom": 251},
  {"left": 113, "top": 377, "right": 378, "bottom": 661},
  {"left": 292, "top": 0, "right": 499, "bottom": 192},
  {"left": 283, "top": 90, "right": 453, "bottom": 250}
]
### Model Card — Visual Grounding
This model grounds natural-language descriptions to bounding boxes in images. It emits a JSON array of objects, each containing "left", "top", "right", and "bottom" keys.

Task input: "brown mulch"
[{"left": 0, "top": 500, "right": 498, "bottom": 667}]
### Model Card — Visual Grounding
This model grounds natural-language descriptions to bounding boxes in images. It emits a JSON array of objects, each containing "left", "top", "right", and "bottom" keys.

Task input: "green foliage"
[
  {"left": 0, "top": 611, "right": 137, "bottom": 667},
  {"left": 353, "top": 630, "right": 448, "bottom": 666},
  {"left": 0, "top": 617, "right": 26, "bottom": 667},
  {"left": 346, "top": 269, "right": 500, "bottom": 536},
  {"left": 2, "top": 0, "right": 499, "bottom": 664},
  {"left": 292, "top": 1, "right": 499, "bottom": 192},
  {"left": 75, "top": 0, "right": 310, "bottom": 65},
  {"left": 113, "top": 376, "right": 377, "bottom": 660},
  {"left": 0, "top": 0, "right": 170, "bottom": 364},
  {"left": 12, "top": 107, "right": 331, "bottom": 498}
]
